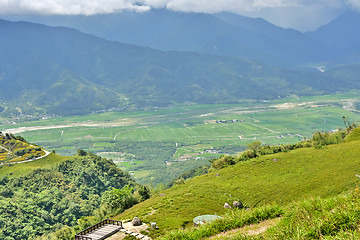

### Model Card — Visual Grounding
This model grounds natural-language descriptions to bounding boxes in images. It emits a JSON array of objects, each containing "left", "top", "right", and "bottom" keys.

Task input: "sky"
[{"left": 0, "top": 0, "right": 359, "bottom": 31}]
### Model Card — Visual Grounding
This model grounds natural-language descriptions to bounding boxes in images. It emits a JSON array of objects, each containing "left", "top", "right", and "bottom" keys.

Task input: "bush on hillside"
[
  {"left": 210, "top": 155, "right": 236, "bottom": 170},
  {"left": 345, "top": 127, "right": 360, "bottom": 142},
  {"left": 247, "top": 141, "right": 261, "bottom": 155},
  {"left": 166, "top": 165, "right": 210, "bottom": 188}
]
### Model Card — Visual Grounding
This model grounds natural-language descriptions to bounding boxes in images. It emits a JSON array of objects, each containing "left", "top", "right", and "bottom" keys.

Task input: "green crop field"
[{"left": 1, "top": 91, "right": 360, "bottom": 184}]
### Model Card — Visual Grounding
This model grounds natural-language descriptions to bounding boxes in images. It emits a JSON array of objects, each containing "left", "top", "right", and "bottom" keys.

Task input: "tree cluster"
[{"left": 0, "top": 153, "right": 136, "bottom": 240}]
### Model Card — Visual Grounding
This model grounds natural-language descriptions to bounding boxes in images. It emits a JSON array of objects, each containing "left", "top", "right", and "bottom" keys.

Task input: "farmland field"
[{"left": 1, "top": 91, "right": 360, "bottom": 184}]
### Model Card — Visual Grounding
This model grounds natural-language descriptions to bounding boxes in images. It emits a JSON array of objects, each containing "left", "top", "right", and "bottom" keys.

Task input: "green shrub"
[
  {"left": 210, "top": 155, "right": 236, "bottom": 170},
  {"left": 311, "top": 130, "right": 346, "bottom": 148},
  {"left": 345, "top": 127, "right": 360, "bottom": 142}
]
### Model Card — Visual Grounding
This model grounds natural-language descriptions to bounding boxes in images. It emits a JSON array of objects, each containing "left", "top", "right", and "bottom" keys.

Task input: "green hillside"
[
  {"left": 158, "top": 190, "right": 360, "bottom": 239},
  {"left": 116, "top": 137, "right": 360, "bottom": 235}
]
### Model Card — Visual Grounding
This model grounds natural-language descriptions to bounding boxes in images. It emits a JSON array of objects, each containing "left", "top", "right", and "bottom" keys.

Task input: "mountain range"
[
  {"left": 4, "top": 10, "right": 360, "bottom": 66},
  {"left": 0, "top": 10, "right": 359, "bottom": 116}
]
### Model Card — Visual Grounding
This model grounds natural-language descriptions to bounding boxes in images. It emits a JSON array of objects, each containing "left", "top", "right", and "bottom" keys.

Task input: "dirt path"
[
  {"left": 106, "top": 222, "right": 150, "bottom": 240},
  {"left": 209, "top": 218, "right": 281, "bottom": 239}
]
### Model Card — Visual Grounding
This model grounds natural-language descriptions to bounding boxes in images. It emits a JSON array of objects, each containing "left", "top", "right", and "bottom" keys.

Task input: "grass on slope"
[
  {"left": 159, "top": 205, "right": 283, "bottom": 240},
  {"left": 0, "top": 153, "right": 72, "bottom": 178},
  {"left": 262, "top": 191, "right": 360, "bottom": 240},
  {"left": 158, "top": 190, "right": 360, "bottom": 240},
  {"left": 116, "top": 140, "right": 360, "bottom": 232}
]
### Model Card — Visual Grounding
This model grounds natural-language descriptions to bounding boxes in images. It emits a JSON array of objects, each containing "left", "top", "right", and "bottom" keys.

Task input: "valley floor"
[{"left": 2, "top": 91, "right": 360, "bottom": 184}]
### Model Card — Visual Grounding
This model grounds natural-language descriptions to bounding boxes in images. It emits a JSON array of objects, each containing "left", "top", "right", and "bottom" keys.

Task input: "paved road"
[
  {"left": 0, "top": 148, "right": 51, "bottom": 166},
  {"left": 0, "top": 145, "right": 11, "bottom": 153}
]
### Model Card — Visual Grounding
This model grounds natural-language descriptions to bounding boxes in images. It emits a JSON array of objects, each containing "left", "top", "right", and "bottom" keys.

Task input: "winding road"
[{"left": 0, "top": 147, "right": 51, "bottom": 166}]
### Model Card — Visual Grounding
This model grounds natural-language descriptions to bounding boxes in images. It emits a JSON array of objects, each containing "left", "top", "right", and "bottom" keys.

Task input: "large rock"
[
  {"left": 233, "top": 201, "right": 244, "bottom": 209},
  {"left": 224, "top": 202, "right": 232, "bottom": 209},
  {"left": 131, "top": 217, "right": 142, "bottom": 226}
]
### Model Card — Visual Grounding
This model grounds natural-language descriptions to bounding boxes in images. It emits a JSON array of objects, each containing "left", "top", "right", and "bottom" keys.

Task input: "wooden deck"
[{"left": 75, "top": 219, "right": 123, "bottom": 240}]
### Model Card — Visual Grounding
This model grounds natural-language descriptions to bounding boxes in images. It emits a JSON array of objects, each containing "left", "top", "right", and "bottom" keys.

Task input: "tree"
[
  {"left": 247, "top": 141, "right": 261, "bottom": 154},
  {"left": 54, "top": 226, "right": 74, "bottom": 240},
  {"left": 342, "top": 116, "right": 357, "bottom": 133},
  {"left": 76, "top": 149, "right": 87, "bottom": 156},
  {"left": 101, "top": 186, "right": 136, "bottom": 214},
  {"left": 138, "top": 185, "right": 150, "bottom": 201}
]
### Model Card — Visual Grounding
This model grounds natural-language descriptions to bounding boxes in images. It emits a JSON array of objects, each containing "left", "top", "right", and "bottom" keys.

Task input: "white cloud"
[
  {"left": 0, "top": 0, "right": 358, "bottom": 30},
  {"left": 0, "top": 0, "right": 150, "bottom": 15},
  {"left": 163, "top": 0, "right": 300, "bottom": 13},
  {"left": 345, "top": 0, "right": 360, "bottom": 11},
  {"left": 252, "top": 0, "right": 298, "bottom": 8},
  {"left": 141, "top": 0, "right": 168, "bottom": 8},
  {"left": 161, "top": 0, "right": 360, "bottom": 14},
  {"left": 0, "top": 0, "right": 356, "bottom": 16}
]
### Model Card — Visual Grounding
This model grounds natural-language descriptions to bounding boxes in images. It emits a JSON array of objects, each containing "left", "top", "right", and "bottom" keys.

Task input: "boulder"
[
  {"left": 131, "top": 217, "right": 142, "bottom": 226},
  {"left": 233, "top": 201, "right": 244, "bottom": 209},
  {"left": 224, "top": 202, "right": 231, "bottom": 209}
]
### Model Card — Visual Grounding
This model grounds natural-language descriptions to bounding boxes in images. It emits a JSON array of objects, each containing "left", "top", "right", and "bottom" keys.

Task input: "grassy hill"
[
  {"left": 157, "top": 189, "right": 360, "bottom": 239},
  {"left": 115, "top": 136, "right": 360, "bottom": 236}
]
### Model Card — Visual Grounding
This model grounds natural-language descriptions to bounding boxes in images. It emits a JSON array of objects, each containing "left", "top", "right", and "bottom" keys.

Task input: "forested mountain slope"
[
  {"left": 1, "top": 9, "right": 348, "bottom": 66},
  {"left": 1, "top": 19, "right": 359, "bottom": 116}
]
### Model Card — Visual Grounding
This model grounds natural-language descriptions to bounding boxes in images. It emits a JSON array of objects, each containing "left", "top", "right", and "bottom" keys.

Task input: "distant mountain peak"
[{"left": 306, "top": 11, "right": 360, "bottom": 50}]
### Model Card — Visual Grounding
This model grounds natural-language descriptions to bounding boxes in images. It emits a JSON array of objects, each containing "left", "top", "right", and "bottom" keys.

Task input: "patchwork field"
[{"left": 1, "top": 91, "right": 360, "bottom": 184}]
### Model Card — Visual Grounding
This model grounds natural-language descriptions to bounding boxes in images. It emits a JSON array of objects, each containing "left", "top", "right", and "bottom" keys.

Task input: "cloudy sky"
[{"left": 0, "top": 0, "right": 359, "bottom": 31}]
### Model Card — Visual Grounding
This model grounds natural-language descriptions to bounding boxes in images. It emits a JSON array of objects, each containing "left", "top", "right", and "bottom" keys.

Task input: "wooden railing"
[{"left": 75, "top": 219, "right": 123, "bottom": 240}]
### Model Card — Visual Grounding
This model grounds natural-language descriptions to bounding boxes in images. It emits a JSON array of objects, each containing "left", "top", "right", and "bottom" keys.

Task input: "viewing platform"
[{"left": 75, "top": 219, "right": 123, "bottom": 240}]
